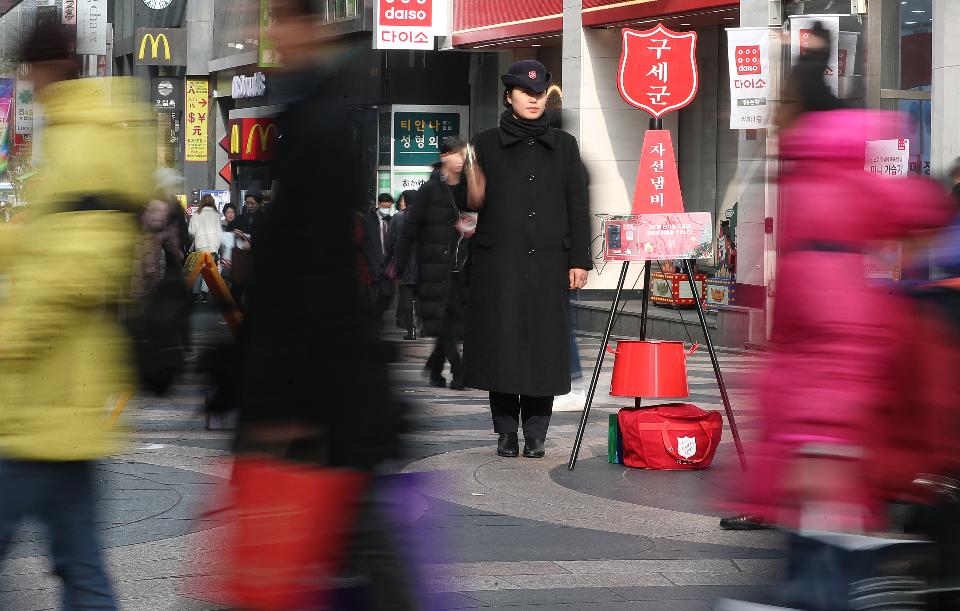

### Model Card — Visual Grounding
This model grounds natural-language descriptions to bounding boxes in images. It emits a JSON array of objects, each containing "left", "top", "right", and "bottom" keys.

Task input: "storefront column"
[
  {"left": 735, "top": 0, "right": 780, "bottom": 342},
  {"left": 184, "top": 0, "right": 214, "bottom": 191},
  {"left": 932, "top": 0, "right": 960, "bottom": 174}
]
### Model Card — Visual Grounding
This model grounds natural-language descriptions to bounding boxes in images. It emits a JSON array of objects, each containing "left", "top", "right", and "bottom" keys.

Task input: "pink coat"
[{"left": 728, "top": 110, "right": 953, "bottom": 528}]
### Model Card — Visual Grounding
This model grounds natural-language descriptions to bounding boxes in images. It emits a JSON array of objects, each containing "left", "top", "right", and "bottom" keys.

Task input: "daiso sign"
[
  {"left": 379, "top": 0, "right": 432, "bottom": 27},
  {"left": 376, "top": 0, "right": 434, "bottom": 49},
  {"left": 735, "top": 45, "right": 761, "bottom": 75}
]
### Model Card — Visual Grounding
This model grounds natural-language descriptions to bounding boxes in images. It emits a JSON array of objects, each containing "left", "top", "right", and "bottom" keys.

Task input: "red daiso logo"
[{"left": 735, "top": 45, "right": 761, "bottom": 75}]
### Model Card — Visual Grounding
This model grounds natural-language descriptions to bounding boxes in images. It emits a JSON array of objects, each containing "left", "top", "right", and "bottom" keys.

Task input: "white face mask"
[{"left": 378, "top": 207, "right": 394, "bottom": 218}]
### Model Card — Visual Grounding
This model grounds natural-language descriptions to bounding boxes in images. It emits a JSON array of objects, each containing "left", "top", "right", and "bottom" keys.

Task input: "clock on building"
[{"left": 143, "top": 0, "right": 174, "bottom": 9}]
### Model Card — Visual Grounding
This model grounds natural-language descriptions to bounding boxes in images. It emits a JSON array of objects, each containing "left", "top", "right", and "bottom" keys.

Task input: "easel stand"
[{"left": 567, "top": 118, "right": 747, "bottom": 472}]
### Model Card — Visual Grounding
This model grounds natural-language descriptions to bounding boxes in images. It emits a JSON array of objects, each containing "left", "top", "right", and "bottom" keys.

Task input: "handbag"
[
  {"left": 191, "top": 457, "right": 369, "bottom": 610},
  {"left": 618, "top": 403, "right": 722, "bottom": 470}
]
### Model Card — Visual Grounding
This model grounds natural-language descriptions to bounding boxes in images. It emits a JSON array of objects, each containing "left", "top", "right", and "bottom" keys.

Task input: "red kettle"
[{"left": 607, "top": 340, "right": 699, "bottom": 398}]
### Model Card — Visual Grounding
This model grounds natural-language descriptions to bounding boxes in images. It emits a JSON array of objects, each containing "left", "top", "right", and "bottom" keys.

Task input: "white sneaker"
[{"left": 553, "top": 390, "right": 587, "bottom": 412}]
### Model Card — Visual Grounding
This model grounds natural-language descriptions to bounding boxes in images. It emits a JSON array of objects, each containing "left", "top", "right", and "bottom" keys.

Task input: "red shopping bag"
[
  {"left": 618, "top": 403, "right": 723, "bottom": 470},
  {"left": 192, "top": 457, "right": 368, "bottom": 610}
]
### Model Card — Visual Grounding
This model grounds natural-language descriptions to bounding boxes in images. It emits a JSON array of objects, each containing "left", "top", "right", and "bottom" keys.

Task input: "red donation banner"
[
  {"left": 632, "top": 130, "right": 683, "bottom": 214},
  {"left": 618, "top": 24, "right": 698, "bottom": 118}
]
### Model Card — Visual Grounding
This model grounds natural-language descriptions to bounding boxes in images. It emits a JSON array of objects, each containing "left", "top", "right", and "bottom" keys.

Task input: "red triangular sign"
[
  {"left": 219, "top": 131, "right": 231, "bottom": 152},
  {"left": 219, "top": 162, "right": 232, "bottom": 185},
  {"left": 632, "top": 130, "right": 684, "bottom": 214}
]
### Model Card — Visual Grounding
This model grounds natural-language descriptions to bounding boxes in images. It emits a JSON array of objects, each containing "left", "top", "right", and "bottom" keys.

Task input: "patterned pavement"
[{"left": 0, "top": 311, "right": 783, "bottom": 610}]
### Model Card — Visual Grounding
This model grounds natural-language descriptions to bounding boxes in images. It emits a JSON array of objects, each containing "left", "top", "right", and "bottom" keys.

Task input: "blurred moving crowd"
[{"left": 4, "top": 4, "right": 960, "bottom": 610}]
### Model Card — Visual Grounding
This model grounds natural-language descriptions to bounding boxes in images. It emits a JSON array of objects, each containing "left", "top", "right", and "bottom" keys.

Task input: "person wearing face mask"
[
  {"left": 396, "top": 138, "right": 471, "bottom": 389},
  {"left": 363, "top": 193, "right": 397, "bottom": 327},
  {"left": 462, "top": 60, "right": 592, "bottom": 459}
]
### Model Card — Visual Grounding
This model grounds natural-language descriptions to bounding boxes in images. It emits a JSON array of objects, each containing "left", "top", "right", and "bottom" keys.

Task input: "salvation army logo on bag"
[
  {"left": 735, "top": 45, "right": 761, "bottom": 75},
  {"left": 677, "top": 436, "right": 697, "bottom": 459}
]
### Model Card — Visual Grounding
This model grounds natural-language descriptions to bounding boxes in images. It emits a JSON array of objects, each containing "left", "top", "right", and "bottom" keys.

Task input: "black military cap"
[{"left": 501, "top": 60, "right": 552, "bottom": 94}]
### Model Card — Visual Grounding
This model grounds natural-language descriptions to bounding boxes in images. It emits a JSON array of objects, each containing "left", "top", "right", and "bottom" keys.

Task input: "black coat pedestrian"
[
  {"left": 463, "top": 123, "right": 592, "bottom": 397},
  {"left": 236, "top": 72, "right": 403, "bottom": 469},
  {"left": 362, "top": 209, "right": 391, "bottom": 279},
  {"left": 385, "top": 208, "right": 418, "bottom": 285},
  {"left": 397, "top": 169, "right": 468, "bottom": 338}
]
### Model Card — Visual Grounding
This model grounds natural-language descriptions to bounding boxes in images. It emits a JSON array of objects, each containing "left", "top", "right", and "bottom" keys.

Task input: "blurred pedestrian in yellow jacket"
[{"left": 0, "top": 22, "right": 153, "bottom": 610}]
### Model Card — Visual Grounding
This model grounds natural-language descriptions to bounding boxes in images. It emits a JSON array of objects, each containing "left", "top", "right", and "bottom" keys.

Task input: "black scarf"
[{"left": 499, "top": 109, "right": 549, "bottom": 141}]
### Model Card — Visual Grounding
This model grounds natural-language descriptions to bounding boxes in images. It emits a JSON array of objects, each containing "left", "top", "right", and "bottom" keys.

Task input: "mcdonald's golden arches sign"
[
  {"left": 226, "top": 118, "right": 280, "bottom": 161},
  {"left": 135, "top": 28, "right": 186, "bottom": 66}
]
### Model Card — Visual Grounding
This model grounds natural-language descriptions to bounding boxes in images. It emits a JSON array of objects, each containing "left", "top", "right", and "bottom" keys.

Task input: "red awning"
[
  {"left": 583, "top": 0, "right": 737, "bottom": 28},
  {"left": 453, "top": 0, "right": 563, "bottom": 47}
]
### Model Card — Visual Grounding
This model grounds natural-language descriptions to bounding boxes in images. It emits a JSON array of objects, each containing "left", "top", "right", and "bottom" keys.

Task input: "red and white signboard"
[
  {"left": 376, "top": 0, "right": 434, "bottom": 50},
  {"left": 865, "top": 138, "right": 909, "bottom": 177},
  {"left": 603, "top": 213, "right": 713, "bottom": 262},
  {"left": 632, "top": 130, "right": 684, "bottom": 215},
  {"left": 618, "top": 24, "right": 698, "bottom": 118}
]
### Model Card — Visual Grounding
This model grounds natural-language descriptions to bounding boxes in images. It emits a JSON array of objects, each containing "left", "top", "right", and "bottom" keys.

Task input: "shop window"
[{"left": 897, "top": 0, "right": 932, "bottom": 90}]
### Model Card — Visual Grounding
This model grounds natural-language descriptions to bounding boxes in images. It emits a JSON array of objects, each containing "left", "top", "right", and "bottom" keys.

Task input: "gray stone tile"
[
  {"left": 663, "top": 571, "right": 779, "bottom": 587},
  {"left": 557, "top": 559, "right": 739, "bottom": 575},
  {"left": 577, "top": 601, "right": 711, "bottom": 611},
  {"left": 460, "top": 586, "right": 626, "bottom": 606},
  {"left": 610, "top": 585, "right": 775, "bottom": 603}
]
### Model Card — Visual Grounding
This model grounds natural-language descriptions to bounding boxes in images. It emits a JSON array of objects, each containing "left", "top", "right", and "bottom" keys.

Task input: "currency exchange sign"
[{"left": 618, "top": 24, "right": 698, "bottom": 118}]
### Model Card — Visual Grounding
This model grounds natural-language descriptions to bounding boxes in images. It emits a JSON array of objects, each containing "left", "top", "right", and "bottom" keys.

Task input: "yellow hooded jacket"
[{"left": 0, "top": 77, "right": 153, "bottom": 460}]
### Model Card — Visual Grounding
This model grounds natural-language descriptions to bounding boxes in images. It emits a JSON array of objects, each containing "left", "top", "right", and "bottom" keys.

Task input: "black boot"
[
  {"left": 522, "top": 438, "right": 545, "bottom": 458},
  {"left": 497, "top": 433, "right": 519, "bottom": 457},
  {"left": 718, "top": 515, "right": 772, "bottom": 531}
]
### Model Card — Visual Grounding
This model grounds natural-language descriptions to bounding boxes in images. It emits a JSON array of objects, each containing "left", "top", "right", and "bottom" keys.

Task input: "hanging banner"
[
  {"left": 76, "top": 0, "right": 107, "bottom": 56},
  {"left": 618, "top": 24, "right": 699, "bottom": 118},
  {"left": 375, "top": 0, "right": 434, "bottom": 50},
  {"left": 62, "top": 0, "right": 77, "bottom": 25},
  {"left": 726, "top": 27, "right": 770, "bottom": 129},
  {"left": 15, "top": 79, "right": 33, "bottom": 135},
  {"left": 259, "top": 0, "right": 282, "bottom": 67},
  {"left": 790, "top": 15, "right": 840, "bottom": 95},
  {"left": 631, "top": 130, "right": 684, "bottom": 214},
  {"left": 0, "top": 80, "right": 14, "bottom": 177},
  {"left": 185, "top": 79, "right": 209, "bottom": 163},
  {"left": 838, "top": 31, "right": 859, "bottom": 78}
]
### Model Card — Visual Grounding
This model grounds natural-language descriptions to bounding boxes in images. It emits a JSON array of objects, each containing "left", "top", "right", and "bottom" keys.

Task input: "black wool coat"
[
  {"left": 397, "top": 170, "right": 468, "bottom": 337},
  {"left": 462, "top": 125, "right": 592, "bottom": 397}
]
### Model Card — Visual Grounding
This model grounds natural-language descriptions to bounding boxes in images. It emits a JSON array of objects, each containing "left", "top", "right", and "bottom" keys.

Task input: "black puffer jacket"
[{"left": 397, "top": 169, "right": 468, "bottom": 337}]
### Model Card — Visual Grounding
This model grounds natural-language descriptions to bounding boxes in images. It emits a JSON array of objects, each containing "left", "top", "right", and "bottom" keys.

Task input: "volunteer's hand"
[{"left": 569, "top": 268, "right": 588, "bottom": 290}]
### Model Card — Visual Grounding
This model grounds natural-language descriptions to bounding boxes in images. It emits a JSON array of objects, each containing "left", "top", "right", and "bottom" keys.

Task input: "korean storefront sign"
[
  {"left": 618, "top": 24, "right": 698, "bottom": 118},
  {"left": 185, "top": 79, "right": 209, "bottom": 163},
  {"left": 726, "top": 27, "right": 770, "bottom": 129},
  {"left": 376, "top": 0, "right": 434, "bottom": 50},
  {"left": 393, "top": 112, "right": 460, "bottom": 166},
  {"left": 76, "top": 0, "right": 107, "bottom": 56}
]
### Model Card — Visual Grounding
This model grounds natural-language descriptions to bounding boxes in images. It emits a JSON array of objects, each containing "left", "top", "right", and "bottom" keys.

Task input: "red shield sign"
[{"left": 618, "top": 24, "right": 698, "bottom": 118}]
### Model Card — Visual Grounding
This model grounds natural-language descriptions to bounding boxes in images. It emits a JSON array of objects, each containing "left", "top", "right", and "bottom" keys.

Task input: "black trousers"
[
  {"left": 490, "top": 393, "right": 554, "bottom": 440},
  {"left": 426, "top": 277, "right": 463, "bottom": 379},
  {"left": 397, "top": 284, "right": 416, "bottom": 333}
]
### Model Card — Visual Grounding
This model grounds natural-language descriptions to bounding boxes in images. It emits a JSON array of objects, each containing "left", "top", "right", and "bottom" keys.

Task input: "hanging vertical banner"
[
  {"left": 790, "top": 15, "right": 840, "bottom": 95},
  {"left": 838, "top": 31, "right": 859, "bottom": 78},
  {"left": 185, "top": 79, "right": 209, "bottom": 163},
  {"left": 631, "top": 130, "right": 684, "bottom": 215},
  {"left": 15, "top": 79, "right": 33, "bottom": 135},
  {"left": 62, "top": 0, "right": 77, "bottom": 25},
  {"left": 0, "top": 80, "right": 14, "bottom": 177},
  {"left": 726, "top": 27, "right": 770, "bottom": 129},
  {"left": 259, "top": 0, "right": 282, "bottom": 67},
  {"left": 76, "top": 0, "right": 107, "bottom": 56}
]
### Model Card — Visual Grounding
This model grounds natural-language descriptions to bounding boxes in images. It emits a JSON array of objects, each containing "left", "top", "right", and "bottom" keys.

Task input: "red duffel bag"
[{"left": 618, "top": 403, "right": 723, "bottom": 470}]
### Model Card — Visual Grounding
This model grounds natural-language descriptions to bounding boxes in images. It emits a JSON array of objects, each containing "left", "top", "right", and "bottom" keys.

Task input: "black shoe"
[
  {"left": 719, "top": 515, "right": 772, "bottom": 531},
  {"left": 403, "top": 331, "right": 417, "bottom": 341},
  {"left": 429, "top": 375, "right": 447, "bottom": 388},
  {"left": 522, "top": 438, "right": 545, "bottom": 458},
  {"left": 497, "top": 433, "right": 519, "bottom": 457},
  {"left": 449, "top": 378, "right": 465, "bottom": 391}
]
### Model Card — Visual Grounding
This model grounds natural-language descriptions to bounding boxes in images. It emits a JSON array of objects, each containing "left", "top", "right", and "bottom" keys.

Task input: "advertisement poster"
[
  {"left": 258, "top": 0, "right": 281, "bottom": 67},
  {"left": 726, "top": 27, "right": 770, "bottom": 129},
  {"left": 0, "top": 80, "right": 14, "bottom": 177},
  {"left": 76, "top": 0, "right": 107, "bottom": 56},
  {"left": 185, "top": 79, "right": 209, "bottom": 163},
  {"left": 15, "top": 79, "right": 32, "bottom": 135},
  {"left": 602, "top": 213, "right": 713, "bottom": 262},
  {"left": 865, "top": 138, "right": 909, "bottom": 177},
  {"left": 790, "top": 15, "right": 840, "bottom": 95}
]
